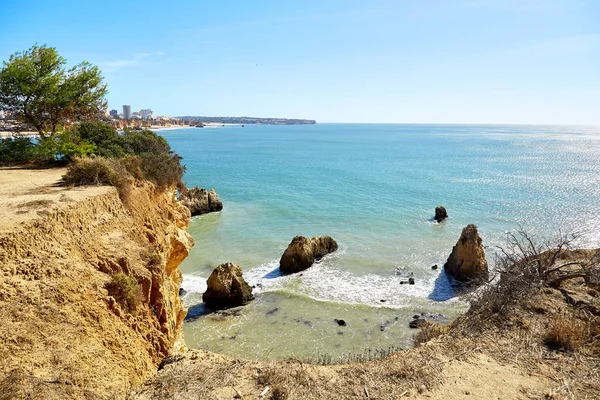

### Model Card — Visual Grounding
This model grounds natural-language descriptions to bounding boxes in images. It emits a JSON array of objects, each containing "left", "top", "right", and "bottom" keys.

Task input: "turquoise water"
[{"left": 159, "top": 124, "right": 600, "bottom": 360}]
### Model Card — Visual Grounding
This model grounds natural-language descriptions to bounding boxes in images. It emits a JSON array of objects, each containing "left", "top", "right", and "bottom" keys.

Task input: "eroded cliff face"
[{"left": 0, "top": 181, "right": 193, "bottom": 399}]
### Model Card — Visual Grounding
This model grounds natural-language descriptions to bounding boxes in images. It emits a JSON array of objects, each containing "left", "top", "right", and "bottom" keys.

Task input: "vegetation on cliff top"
[
  {"left": 0, "top": 44, "right": 107, "bottom": 137},
  {"left": 0, "top": 45, "right": 184, "bottom": 191}
]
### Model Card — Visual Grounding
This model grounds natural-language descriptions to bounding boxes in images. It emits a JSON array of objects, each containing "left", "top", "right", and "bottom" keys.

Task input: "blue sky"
[{"left": 1, "top": 0, "right": 599, "bottom": 123}]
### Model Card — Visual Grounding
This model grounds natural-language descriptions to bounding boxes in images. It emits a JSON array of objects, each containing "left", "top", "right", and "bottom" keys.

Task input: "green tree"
[{"left": 0, "top": 45, "right": 107, "bottom": 138}]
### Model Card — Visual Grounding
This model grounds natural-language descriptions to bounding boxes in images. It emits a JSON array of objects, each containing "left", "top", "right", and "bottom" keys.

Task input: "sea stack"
[
  {"left": 434, "top": 206, "right": 448, "bottom": 222},
  {"left": 203, "top": 263, "right": 254, "bottom": 309},
  {"left": 179, "top": 187, "right": 223, "bottom": 216},
  {"left": 444, "top": 224, "right": 488, "bottom": 283},
  {"left": 280, "top": 236, "right": 338, "bottom": 273}
]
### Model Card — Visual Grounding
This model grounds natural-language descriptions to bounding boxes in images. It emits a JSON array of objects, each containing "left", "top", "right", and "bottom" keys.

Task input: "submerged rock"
[
  {"left": 179, "top": 187, "right": 223, "bottom": 216},
  {"left": 444, "top": 224, "right": 488, "bottom": 283},
  {"left": 434, "top": 206, "right": 448, "bottom": 222},
  {"left": 409, "top": 312, "right": 448, "bottom": 329},
  {"left": 203, "top": 263, "right": 254, "bottom": 309},
  {"left": 279, "top": 235, "right": 338, "bottom": 273}
]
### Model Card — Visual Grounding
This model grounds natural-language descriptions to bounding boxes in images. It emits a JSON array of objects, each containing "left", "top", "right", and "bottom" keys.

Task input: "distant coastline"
[{"left": 178, "top": 116, "right": 317, "bottom": 125}]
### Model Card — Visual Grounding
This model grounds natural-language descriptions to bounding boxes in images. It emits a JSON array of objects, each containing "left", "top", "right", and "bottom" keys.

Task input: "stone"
[
  {"left": 203, "top": 263, "right": 254, "bottom": 309},
  {"left": 279, "top": 236, "right": 338, "bottom": 273},
  {"left": 179, "top": 187, "right": 223, "bottom": 216},
  {"left": 334, "top": 319, "right": 346, "bottom": 326},
  {"left": 444, "top": 224, "right": 489, "bottom": 283},
  {"left": 409, "top": 318, "right": 428, "bottom": 329},
  {"left": 431, "top": 264, "right": 438, "bottom": 270},
  {"left": 434, "top": 206, "right": 448, "bottom": 222},
  {"left": 408, "top": 277, "right": 415, "bottom": 285}
]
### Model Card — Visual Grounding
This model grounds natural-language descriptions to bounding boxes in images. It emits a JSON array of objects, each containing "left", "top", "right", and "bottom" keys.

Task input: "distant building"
[
  {"left": 109, "top": 109, "right": 118, "bottom": 117},
  {"left": 132, "top": 111, "right": 140, "bottom": 117},
  {"left": 140, "top": 109, "right": 153, "bottom": 120},
  {"left": 122, "top": 105, "right": 131, "bottom": 120}
]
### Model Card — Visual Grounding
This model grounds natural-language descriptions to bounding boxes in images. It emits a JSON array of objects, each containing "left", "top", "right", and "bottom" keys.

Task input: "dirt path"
[{"left": 0, "top": 167, "right": 112, "bottom": 234}]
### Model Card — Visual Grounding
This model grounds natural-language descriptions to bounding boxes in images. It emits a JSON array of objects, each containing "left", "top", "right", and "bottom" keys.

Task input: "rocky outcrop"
[
  {"left": 203, "top": 263, "right": 254, "bottom": 309},
  {"left": 179, "top": 187, "right": 223, "bottom": 216},
  {"left": 444, "top": 224, "right": 488, "bottom": 283},
  {"left": 279, "top": 236, "right": 338, "bottom": 273},
  {"left": 435, "top": 206, "right": 448, "bottom": 222}
]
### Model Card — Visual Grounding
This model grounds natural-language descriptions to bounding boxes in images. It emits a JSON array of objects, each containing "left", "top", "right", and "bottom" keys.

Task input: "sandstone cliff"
[{"left": 0, "top": 173, "right": 193, "bottom": 399}]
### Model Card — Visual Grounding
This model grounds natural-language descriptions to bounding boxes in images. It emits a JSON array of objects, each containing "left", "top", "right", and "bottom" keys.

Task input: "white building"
[{"left": 140, "top": 109, "right": 153, "bottom": 120}]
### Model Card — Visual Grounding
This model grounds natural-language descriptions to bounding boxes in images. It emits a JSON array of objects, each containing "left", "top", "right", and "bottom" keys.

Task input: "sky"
[{"left": 1, "top": 0, "right": 599, "bottom": 124}]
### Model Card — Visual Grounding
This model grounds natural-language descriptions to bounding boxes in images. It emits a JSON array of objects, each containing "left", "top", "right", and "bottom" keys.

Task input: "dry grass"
[
  {"left": 544, "top": 316, "right": 588, "bottom": 351},
  {"left": 413, "top": 322, "right": 449, "bottom": 347}
]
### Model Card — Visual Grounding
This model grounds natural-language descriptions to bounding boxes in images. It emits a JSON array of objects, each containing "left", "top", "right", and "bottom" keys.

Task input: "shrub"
[
  {"left": 0, "top": 136, "right": 37, "bottom": 163},
  {"left": 105, "top": 273, "right": 141, "bottom": 313},
  {"left": 119, "top": 155, "right": 144, "bottom": 180},
  {"left": 62, "top": 157, "right": 118, "bottom": 186},
  {"left": 139, "top": 152, "right": 184, "bottom": 189},
  {"left": 464, "top": 229, "right": 591, "bottom": 329},
  {"left": 544, "top": 316, "right": 587, "bottom": 351},
  {"left": 121, "top": 129, "right": 171, "bottom": 155}
]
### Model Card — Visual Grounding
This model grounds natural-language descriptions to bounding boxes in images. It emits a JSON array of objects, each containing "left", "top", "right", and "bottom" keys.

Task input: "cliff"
[{"left": 0, "top": 168, "right": 193, "bottom": 399}]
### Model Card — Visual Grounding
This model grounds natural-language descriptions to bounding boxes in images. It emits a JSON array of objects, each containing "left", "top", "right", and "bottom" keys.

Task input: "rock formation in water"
[
  {"left": 279, "top": 235, "right": 338, "bottom": 273},
  {"left": 179, "top": 187, "right": 223, "bottom": 216},
  {"left": 203, "top": 263, "right": 254, "bottom": 309},
  {"left": 444, "top": 224, "right": 488, "bottom": 283},
  {"left": 435, "top": 206, "right": 448, "bottom": 222}
]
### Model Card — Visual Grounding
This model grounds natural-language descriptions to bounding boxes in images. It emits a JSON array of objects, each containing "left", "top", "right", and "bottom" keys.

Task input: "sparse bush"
[
  {"left": 62, "top": 157, "right": 118, "bottom": 186},
  {"left": 105, "top": 273, "right": 141, "bottom": 313},
  {"left": 119, "top": 155, "right": 144, "bottom": 180},
  {"left": 148, "top": 251, "right": 162, "bottom": 266},
  {"left": 270, "top": 386, "right": 289, "bottom": 400},
  {"left": 544, "top": 316, "right": 587, "bottom": 351},
  {"left": 465, "top": 229, "right": 593, "bottom": 328}
]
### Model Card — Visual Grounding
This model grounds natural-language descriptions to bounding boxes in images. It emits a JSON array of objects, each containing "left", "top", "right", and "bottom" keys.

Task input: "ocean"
[{"left": 159, "top": 123, "right": 600, "bottom": 360}]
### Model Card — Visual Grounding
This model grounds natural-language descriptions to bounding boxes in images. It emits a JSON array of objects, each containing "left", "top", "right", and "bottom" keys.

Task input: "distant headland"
[{"left": 178, "top": 116, "right": 317, "bottom": 125}]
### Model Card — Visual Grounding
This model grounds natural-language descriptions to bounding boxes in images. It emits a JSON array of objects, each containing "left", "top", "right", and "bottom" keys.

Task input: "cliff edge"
[{"left": 0, "top": 167, "right": 193, "bottom": 399}]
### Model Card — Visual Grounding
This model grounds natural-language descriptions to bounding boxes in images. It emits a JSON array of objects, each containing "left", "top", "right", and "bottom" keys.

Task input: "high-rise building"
[
  {"left": 122, "top": 105, "right": 131, "bottom": 120},
  {"left": 109, "top": 109, "right": 118, "bottom": 117},
  {"left": 140, "top": 109, "right": 153, "bottom": 120}
]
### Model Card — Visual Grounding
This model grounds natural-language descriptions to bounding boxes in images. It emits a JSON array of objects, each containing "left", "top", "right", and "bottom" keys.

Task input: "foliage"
[
  {"left": 104, "top": 273, "right": 142, "bottom": 313},
  {"left": 60, "top": 123, "right": 185, "bottom": 190},
  {"left": 139, "top": 152, "right": 184, "bottom": 189},
  {"left": 70, "top": 120, "right": 124, "bottom": 158},
  {"left": 0, "top": 136, "right": 37, "bottom": 163},
  {"left": 0, "top": 45, "right": 107, "bottom": 137},
  {"left": 62, "top": 157, "right": 120, "bottom": 186}
]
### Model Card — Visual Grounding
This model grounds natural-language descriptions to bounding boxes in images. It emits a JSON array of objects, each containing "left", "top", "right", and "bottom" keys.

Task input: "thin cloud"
[{"left": 101, "top": 52, "right": 162, "bottom": 73}]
